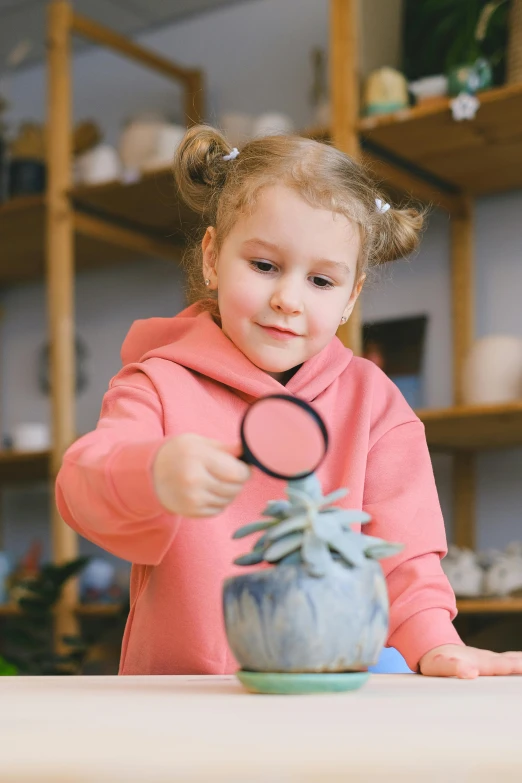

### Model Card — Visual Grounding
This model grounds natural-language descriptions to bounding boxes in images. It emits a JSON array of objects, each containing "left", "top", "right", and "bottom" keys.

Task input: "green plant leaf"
[
  {"left": 319, "top": 508, "right": 372, "bottom": 527},
  {"left": 323, "top": 528, "right": 367, "bottom": 568},
  {"left": 364, "top": 541, "right": 404, "bottom": 560},
  {"left": 265, "top": 513, "right": 308, "bottom": 541},
  {"left": 302, "top": 530, "right": 332, "bottom": 577},
  {"left": 233, "top": 519, "right": 278, "bottom": 539},
  {"left": 278, "top": 551, "right": 303, "bottom": 566},
  {"left": 262, "top": 500, "right": 291, "bottom": 517},
  {"left": 233, "top": 550, "right": 265, "bottom": 566},
  {"left": 264, "top": 533, "right": 304, "bottom": 562},
  {"left": 320, "top": 488, "right": 349, "bottom": 506},
  {"left": 289, "top": 474, "right": 323, "bottom": 501}
]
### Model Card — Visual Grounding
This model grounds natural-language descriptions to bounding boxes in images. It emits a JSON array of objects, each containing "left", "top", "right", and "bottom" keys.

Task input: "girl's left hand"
[{"left": 419, "top": 644, "right": 522, "bottom": 678}]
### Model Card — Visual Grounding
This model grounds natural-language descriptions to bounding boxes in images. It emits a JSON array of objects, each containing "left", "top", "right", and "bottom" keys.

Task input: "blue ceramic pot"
[{"left": 223, "top": 561, "right": 388, "bottom": 673}]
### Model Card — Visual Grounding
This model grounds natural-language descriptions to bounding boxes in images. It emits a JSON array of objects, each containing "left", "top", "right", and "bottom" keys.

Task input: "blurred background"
[{"left": 0, "top": 0, "right": 521, "bottom": 674}]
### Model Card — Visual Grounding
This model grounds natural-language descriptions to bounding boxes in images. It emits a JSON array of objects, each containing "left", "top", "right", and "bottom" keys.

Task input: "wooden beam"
[
  {"left": 453, "top": 452, "right": 476, "bottom": 550},
  {"left": 330, "top": 0, "right": 362, "bottom": 355},
  {"left": 73, "top": 212, "right": 184, "bottom": 263},
  {"left": 71, "top": 12, "right": 198, "bottom": 85},
  {"left": 46, "top": 0, "right": 78, "bottom": 643},
  {"left": 363, "top": 153, "right": 466, "bottom": 216},
  {"left": 451, "top": 197, "right": 474, "bottom": 405},
  {"left": 449, "top": 195, "right": 476, "bottom": 549}
]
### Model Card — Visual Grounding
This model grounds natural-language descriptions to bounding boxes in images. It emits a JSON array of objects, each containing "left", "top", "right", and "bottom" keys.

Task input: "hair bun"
[
  {"left": 372, "top": 204, "right": 425, "bottom": 264},
  {"left": 173, "top": 124, "right": 234, "bottom": 216}
]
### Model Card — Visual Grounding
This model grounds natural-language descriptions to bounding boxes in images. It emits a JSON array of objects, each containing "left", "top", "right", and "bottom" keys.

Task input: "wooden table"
[{"left": 1, "top": 674, "right": 521, "bottom": 781}]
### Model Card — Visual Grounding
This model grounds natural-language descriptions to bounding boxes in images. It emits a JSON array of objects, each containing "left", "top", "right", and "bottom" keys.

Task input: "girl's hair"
[{"left": 172, "top": 124, "right": 425, "bottom": 305}]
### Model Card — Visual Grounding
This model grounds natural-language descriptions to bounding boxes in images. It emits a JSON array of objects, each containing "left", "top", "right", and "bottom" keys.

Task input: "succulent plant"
[{"left": 233, "top": 474, "right": 403, "bottom": 577}]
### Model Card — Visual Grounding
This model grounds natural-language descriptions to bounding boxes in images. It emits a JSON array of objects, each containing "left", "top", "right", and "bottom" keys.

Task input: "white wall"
[{"left": 1, "top": 0, "right": 521, "bottom": 568}]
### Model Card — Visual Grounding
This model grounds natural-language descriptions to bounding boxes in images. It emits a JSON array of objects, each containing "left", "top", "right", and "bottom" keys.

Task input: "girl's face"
[{"left": 202, "top": 185, "right": 364, "bottom": 383}]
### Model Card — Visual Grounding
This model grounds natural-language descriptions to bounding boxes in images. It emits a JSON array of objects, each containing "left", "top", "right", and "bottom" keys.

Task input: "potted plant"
[
  {"left": 223, "top": 474, "right": 403, "bottom": 694},
  {"left": 402, "top": 0, "right": 510, "bottom": 95}
]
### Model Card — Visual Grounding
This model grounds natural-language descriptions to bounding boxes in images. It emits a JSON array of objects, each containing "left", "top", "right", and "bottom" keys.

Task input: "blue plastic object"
[{"left": 368, "top": 646, "right": 413, "bottom": 674}]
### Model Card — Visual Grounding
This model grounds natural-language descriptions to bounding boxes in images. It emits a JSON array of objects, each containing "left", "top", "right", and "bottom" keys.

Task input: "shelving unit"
[
  {"left": 457, "top": 598, "right": 522, "bottom": 615},
  {"left": 0, "top": 0, "right": 205, "bottom": 647},
  {"left": 331, "top": 1, "right": 522, "bottom": 617},
  {"left": 2, "top": 0, "right": 520, "bottom": 652}
]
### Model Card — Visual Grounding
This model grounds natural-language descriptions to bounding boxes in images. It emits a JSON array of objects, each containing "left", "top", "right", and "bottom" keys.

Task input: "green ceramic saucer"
[{"left": 236, "top": 670, "right": 370, "bottom": 695}]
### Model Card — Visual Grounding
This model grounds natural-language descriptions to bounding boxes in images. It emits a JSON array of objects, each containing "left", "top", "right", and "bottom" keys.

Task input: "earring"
[
  {"left": 340, "top": 316, "right": 347, "bottom": 324},
  {"left": 204, "top": 279, "right": 210, "bottom": 286}
]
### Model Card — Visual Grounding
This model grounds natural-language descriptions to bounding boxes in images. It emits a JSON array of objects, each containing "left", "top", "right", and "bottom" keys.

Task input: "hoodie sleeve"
[
  {"left": 55, "top": 368, "right": 178, "bottom": 565},
  {"left": 363, "top": 418, "right": 464, "bottom": 671}
]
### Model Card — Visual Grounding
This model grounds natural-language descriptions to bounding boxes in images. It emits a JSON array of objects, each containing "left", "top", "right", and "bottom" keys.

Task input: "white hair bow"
[{"left": 375, "top": 198, "right": 391, "bottom": 214}]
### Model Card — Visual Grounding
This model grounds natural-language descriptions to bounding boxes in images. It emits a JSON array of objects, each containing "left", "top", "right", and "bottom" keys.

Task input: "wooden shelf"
[
  {"left": 0, "top": 604, "right": 21, "bottom": 617},
  {"left": 457, "top": 597, "right": 522, "bottom": 614},
  {"left": 358, "top": 83, "right": 522, "bottom": 196},
  {"left": 0, "top": 170, "right": 193, "bottom": 285},
  {"left": 0, "top": 449, "right": 51, "bottom": 485},
  {"left": 72, "top": 166, "right": 198, "bottom": 237},
  {"left": 417, "top": 401, "right": 522, "bottom": 452},
  {"left": 0, "top": 603, "right": 124, "bottom": 617}
]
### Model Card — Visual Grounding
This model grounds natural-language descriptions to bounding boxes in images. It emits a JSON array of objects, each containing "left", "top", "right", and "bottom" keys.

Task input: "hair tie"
[
  {"left": 223, "top": 147, "right": 239, "bottom": 162},
  {"left": 375, "top": 198, "right": 391, "bottom": 214}
]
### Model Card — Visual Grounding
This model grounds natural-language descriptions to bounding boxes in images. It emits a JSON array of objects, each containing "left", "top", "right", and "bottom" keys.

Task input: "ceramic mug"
[
  {"left": 252, "top": 112, "right": 294, "bottom": 137},
  {"left": 12, "top": 423, "right": 50, "bottom": 452},
  {"left": 119, "top": 115, "right": 167, "bottom": 170},
  {"left": 462, "top": 335, "right": 522, "bottom": 405},
  {"left": 220, "top": 112, "right": 254, "bottom": 147},
  {"left": 76, "top": 144, "right": 122, "bottom": 185},
  {"left": 140, "top": 124, "right": 186, "bottom": 172}
]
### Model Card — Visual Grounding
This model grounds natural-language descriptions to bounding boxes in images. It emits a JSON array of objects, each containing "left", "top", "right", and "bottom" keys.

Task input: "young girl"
[{"left": 56, "top": 126, "right": 522, "bottom": 679}]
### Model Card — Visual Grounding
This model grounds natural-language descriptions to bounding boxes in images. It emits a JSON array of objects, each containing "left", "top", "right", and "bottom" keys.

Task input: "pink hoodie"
[{"left": 56, "top": 301, "right": 462, "bottom": 675}]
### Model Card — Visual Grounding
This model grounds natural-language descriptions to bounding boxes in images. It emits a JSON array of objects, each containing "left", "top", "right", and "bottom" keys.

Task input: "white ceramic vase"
[
  {"left": 219, "top": 112, "right": 254, "bottom": 147},
  {"left": 76, "top": 144, "right": 122, "bottom": 185},
  {"left": 119, "top": 114, "right": 167, "bottom": 171},
  {"left": 252, "top": 112, "right": 294, "bottom": 137},
  {"left": 461, "top": 335, "right": 522, "bottom": 405}
]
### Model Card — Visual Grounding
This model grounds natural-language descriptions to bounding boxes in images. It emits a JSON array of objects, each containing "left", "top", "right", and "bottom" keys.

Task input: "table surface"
[{"left": 1, "top": 673, "right": 521, "bottom": 782}]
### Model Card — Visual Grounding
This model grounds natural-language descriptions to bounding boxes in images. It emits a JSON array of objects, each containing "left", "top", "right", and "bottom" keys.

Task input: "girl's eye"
[
  {"left": 250, "top": 259, "right": 276, "bottom": 273},
  {"left": 311, "top": 276, "right": 334, "bottom": 289}
]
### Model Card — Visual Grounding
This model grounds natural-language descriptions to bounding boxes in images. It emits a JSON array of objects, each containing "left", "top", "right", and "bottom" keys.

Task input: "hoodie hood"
[{"left": 120, "top": 300, "right": 353, "bottom": 403}]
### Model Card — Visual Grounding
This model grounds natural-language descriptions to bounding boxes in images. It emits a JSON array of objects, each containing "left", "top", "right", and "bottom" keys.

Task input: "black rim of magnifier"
[{"left": 240, "top": 394, "right": 329, "bottom": 480}]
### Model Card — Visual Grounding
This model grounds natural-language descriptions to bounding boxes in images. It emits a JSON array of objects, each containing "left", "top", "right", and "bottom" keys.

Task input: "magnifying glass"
[{"left": 240, "top": 394, "right": 329, "bottom": 481}]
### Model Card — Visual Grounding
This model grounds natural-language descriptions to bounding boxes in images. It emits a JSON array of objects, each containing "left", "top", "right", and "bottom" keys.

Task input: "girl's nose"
[{"left": 270, "top": 279, "right": 304, "bottom": 315}]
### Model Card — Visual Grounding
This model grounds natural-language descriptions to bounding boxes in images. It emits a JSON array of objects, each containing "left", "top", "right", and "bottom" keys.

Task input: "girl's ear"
[
  {"left": 342, "top": 274, "right": 366, "bottom": 321},
  {"left": 202, "top": 226, "right": 218, "bottom": 289}
]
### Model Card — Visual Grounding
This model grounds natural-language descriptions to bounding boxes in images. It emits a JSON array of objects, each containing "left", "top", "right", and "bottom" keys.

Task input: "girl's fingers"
[
  {"left": 479, "top": 651, "right": 522, "bottom": 677},
  {"left": 422, "top": 653, "right": 478, "bottom": 679},
  {"left": 206, "top": 447, "right": 251, "bottom": 484},
  {"left": 205, "top": 476, "right": 245, "bottom": 501}
]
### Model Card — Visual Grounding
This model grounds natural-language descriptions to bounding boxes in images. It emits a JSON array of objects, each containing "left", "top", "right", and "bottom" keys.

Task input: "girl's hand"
[
  {"left": 419, "top": 644, "right": 522, "bottom": 678},
  {"left": 153, "top": 434, "right": 251, "bottom": 518}
]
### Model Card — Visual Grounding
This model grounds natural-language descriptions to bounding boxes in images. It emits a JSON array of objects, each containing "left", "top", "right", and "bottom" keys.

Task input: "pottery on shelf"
[
  {"left": 119, "top": 114, "right": 185, "bottom": 173},
  {"left": 483, "top": 544, "right": 522, "bottom": 597},
  {"left": 11, "top": 422, "right": 50, "bottom": 452},
  {"left": 222, "top": 474, "right": 403, "bottom": 694},
  {"left": 461, "top": 335, "right": 522, "bottom": 405},
  {"left": 409, "top": 75, "right": 448, "bottom": 105},
  {"left": 447, "top": 58, "right": 493, "bottom": 96},
  {"left": 363, "top": 67, "right": 409, "bottom": 117},
  {"left": 251, "top": 112, "right": 294, "bottom": 138},
  {"left": 139, "top": 123, "right": 186, "bottom": 172},
  {"left": 76, "top": 143, "right": 122, "bottom": 185},
  {"left": 441, "top": 546, "right": 484, "bottom": 597},
  {"left": 219, "top": 112, "right": 254, "bottom": 147}
]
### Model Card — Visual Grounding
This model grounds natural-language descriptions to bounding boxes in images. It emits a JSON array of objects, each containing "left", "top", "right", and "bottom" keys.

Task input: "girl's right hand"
[{"left": 152, "top": 434, "right": 251, "bottom": 518}]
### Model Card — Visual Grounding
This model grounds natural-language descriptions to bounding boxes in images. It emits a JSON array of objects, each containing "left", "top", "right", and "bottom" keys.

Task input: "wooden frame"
[
  {"left": 329, "top": 0, "right": 478, "bottom": 556},
  {"left": 45, "top": 0, "right": 204, "bottom": 643}
]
